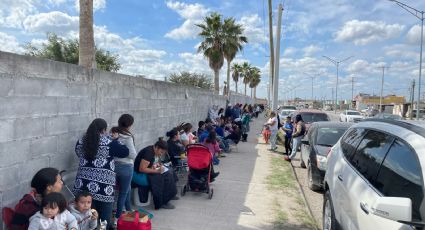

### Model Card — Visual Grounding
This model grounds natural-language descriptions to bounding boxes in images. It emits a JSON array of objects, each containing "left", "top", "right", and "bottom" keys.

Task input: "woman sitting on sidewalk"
[
  {"left": 134, "top": 138, "right": 178, "bottom": 210},
  {"left": 10, "top": 168, "right": 63, "bottom": 230},
  {"left": 166, "top": 127, "right": 186, "bottom": 166}
]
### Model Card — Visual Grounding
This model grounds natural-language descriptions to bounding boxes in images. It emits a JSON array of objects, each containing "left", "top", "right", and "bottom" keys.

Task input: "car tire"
[
  {"left": 307, "top": 162, "right": 321, "bottom": 191},
  {"left": 323, "top": 190, "right": 338, "bottom": 230}
]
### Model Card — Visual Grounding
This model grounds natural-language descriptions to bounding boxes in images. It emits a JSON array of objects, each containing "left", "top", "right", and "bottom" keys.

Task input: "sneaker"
[
  {"left": 284, "top": 156, "right": 291, "bottom": 162},
  {"left": 170, "top": 196, "right": 180, "bottom": 200},
  {"left": 212, "top": 172, "right": 220, "bottom": 179},
  {"left": 161, "top": 203, "right": 175, "bottom": 209}
]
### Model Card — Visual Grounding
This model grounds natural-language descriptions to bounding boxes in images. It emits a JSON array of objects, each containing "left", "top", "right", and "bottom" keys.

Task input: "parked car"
[
  {"left": 291, "top": 109, "right": 331, "bottom": 131},
  {"left": 340, "top": 110, "right": 364, "bottom": 122},
  {"left": 280, "top": 109, "right": 296, "bottom": 118},
  {"left": 323, "top": 119, "right": 425, "bottom": 230},
  {"left": 300, "top": 122, "right": 352, "bottom": 191},
  {"left": 411, "top": 109, "right": 425, "bottom": 118},
  {"left": 373, "top": 113, "right": 403, "bottom": 120},
  {"left": 361, "top": 108, "right": 379, "bottom": 117},
  {"left": 280, "top": 105, "right": 297, "bottom": 111}
]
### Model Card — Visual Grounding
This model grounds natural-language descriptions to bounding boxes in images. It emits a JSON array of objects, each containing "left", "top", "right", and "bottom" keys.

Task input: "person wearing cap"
[{"left": 285, "top": 114, "right": 305, "bottom": 162}]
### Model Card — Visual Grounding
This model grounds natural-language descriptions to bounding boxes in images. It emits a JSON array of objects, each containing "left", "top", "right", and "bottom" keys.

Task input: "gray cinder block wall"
[{"left": 0, "top": 51, "right": 253, "bottom": 227}]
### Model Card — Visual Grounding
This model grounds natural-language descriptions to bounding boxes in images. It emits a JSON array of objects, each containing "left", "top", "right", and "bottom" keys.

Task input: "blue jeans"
[
  {"left": 289, "top": 136, "right": 302, "bottom": 160},
  {"left": 269, "top": 130, "right": 278, "bottom": 149},
  {"left": 115, "top": 162, "right": 133, "bottom": 218},
  {"left": 92, "top": 199, "right": 113, "bottom": 228}
]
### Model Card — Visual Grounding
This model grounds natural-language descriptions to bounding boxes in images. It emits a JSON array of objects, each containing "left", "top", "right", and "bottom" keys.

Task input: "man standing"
[
  {"left": 282, "top": 116, "right": 293, "bottom": 155},
  {"left": 285, "top": 114, "right": 305, "bottom": 162}
]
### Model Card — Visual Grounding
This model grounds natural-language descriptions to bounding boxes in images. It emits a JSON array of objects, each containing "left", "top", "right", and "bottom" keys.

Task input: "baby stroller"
[{"left": 180, "top": 144, "right": 214, "bottom": 199}]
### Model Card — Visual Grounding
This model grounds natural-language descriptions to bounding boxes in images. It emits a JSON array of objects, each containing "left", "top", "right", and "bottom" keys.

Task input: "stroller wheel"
[
  {"left": 208, "top": 188, "right": 213, "bottom": 199},
  {"left": 181, "top": 185, "right": 187, "bottom": 196}
]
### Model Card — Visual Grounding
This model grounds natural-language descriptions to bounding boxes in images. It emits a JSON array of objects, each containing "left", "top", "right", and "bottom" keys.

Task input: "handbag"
[
  {"left": 132, "top": 171, "right": 149, "bottom": 186},
  {"left": 117, "top": 211, "right": 151, "bottom": 230}
]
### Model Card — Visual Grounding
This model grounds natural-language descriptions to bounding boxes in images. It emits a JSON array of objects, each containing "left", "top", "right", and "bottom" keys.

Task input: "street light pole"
[
  {"left": 323, "top": 55, "right": 353, "bottom": 113},
  {"left": 389, "top": 0, "right": 424, "bottom": 120}
]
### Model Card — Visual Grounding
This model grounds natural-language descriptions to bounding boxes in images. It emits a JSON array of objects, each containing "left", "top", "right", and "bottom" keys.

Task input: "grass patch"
[
  {"left": 271, "top": 198, "right": 289, "bottom": 230},
  {"left": 266, "top": 155, "right": 296, "bottom": 190},
  {"left": 295, "top": 209, "right": 320, "bottom": 230}
]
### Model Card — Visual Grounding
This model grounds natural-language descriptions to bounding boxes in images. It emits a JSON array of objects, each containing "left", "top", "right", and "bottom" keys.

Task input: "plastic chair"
[
  {"left": 2, "top": 207, "right": 14, "bottom": 229},
  {"left": 132, "top": 188, "right": 151, "bottom": 207}
]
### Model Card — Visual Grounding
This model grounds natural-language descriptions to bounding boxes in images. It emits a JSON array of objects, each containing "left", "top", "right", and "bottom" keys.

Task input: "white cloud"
[
  {"left": 164, "top": 1, "right": 209, "bottom": 40},
  {"left": 406, "top": 25, "right": 421, "bottom": 45},
  {"left": 347, "top": 59, "right": 369, "bottom": 73},
  {"left": 384, "top": 44, "right": 418, "bottom": 60},
  {"left": 238, "top": 14, "right": 267, "bottom": 45},
  {"left": 23, "top": 11, "right": 78, "bottom": 35},
  {"left": 0, "top": 0, "right": 37, "bottom": 28},
  {"left": 0, "top": 32, "right": 25, "bottom": 53},
  {"left": 283, "top": 47, "right": 297, "bottom": 56},
  {"left": 334, "top": 20, "right": 404, "bottom": 45},
  {"left": 74, "top": 0, "right": 106, "bottom": 12},
  {"left": 48, "top": 0, "right": 68, "bottom": 5},
  {"left": 303, "top": 45, "right": 323, "bottom": 56}
]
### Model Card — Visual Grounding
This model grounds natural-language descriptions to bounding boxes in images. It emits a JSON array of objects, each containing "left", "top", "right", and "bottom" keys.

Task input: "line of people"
[
  {"left": 8, "top": 103, "right": 262, "bottom": 230},
  {"left": 263, "top": 111, "right": 306, "bottom": 162}
]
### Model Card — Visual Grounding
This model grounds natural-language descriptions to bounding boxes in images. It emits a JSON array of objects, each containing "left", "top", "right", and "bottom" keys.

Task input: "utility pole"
[
  {"left": 323, "top": 55, "right": 353, "bottom": 113},
  {"left": 272, "top": 3, "right": 283, "bottom": 111},
  {"left": 411, "top": 79, "right": 416, "bottom": 119},
  {"left": 332, "top": 88, "right": 334, "bottom": 110},
  {"left": 388, "top": 0, "right": 423, "bottom": 120},
  {"left": 268, "top": 0, "right": 274, "bottom": 108},
  {"left": 379, "top": 66, "right": 390, "bottom": 112}
]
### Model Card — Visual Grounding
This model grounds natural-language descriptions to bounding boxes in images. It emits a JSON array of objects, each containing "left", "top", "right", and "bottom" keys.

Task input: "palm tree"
[
  {"left": 231, "top": 63, "right": 241, "bottom": 93},
  {"left": 241, "top": 62, "right": 251, "bottom": 96},
  {"left": 196, "top": 13, "right": 225, "bottom": 94},
  {"left": 223, "top": 18, "right": 247, "bottom": 97},
  {"left": 79, "top": 0, "right": 96, "bottom": 69},
  {"left": 249, "top": 67, "right": 261, "bottom": 98}
]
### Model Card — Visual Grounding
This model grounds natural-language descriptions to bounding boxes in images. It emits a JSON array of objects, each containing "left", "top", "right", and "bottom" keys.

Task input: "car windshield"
[
  {"left": 316, "top": 127, "right": 348, "bottom": 146},
  {"left": 347, "top": 111, "right": 361, "bottom": 115},
  {"left": 300, "top": 113, "right": 330, "bottom": 123},
  {"left": 282, "top": 106, "right": 297, "bottom": 110}
]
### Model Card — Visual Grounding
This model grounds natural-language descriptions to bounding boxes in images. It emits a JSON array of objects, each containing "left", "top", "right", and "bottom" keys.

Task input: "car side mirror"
[
  {"left": 301, "top": 139, "right": 309, "bottom": 145},
  {"left": 371, "top": 197, "right": 412, "bottom": 222}
]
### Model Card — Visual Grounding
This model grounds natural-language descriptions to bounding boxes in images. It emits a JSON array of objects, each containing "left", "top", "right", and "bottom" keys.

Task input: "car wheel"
[
  {"left": 323, "top": 190, "right": 337, "bottom": 230},
  {"left": 307, "top": 163, "right": 321, "bottom": 191}
]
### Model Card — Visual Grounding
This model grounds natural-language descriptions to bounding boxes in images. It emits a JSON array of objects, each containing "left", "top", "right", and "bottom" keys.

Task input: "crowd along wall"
[{"left": 0, "top": 51, "right": 253, "bottom": 226}]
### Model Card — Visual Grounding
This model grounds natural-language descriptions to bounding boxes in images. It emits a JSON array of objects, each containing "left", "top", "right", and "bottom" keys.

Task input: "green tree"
[
  {"left": 231, "top": 63, "right": 242, "bottom": 93},
  {"left": 240, "top": 62, "right": 251, "bottom": 96},
  {"left": 222, "top": 18, "right": 247, "bottom": 97},
  {"left": 249, "top": 67, "right": 261, "bottom": 98},
  {"left": 168, "top": 72, "right": 213, "bottom": 90},
  {"left": 25, "top": 33, "right": 121, "bottom": 72},
  {"left": 196, "top": 12, "right": 225, "bottom": 94}
]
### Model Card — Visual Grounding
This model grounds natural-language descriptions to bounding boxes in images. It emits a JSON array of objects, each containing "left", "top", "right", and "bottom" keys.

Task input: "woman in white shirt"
[
  {"left": 180, "top": 123, "right": 196, "bottom": 146},
  {"left": 265, "top": 111, "right": 278, "bottom": 151}
]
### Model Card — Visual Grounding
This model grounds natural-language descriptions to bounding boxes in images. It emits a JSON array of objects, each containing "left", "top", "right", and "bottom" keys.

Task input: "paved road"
[{"left": 291, "top": 110, "right": 340, "bottom": 230}]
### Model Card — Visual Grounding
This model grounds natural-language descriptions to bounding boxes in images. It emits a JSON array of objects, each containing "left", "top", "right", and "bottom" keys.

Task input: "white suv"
[{"left": 323, "top": 119, "right": 425, "bottom": 230}]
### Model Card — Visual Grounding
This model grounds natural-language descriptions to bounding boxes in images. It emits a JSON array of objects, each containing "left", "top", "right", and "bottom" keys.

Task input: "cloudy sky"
[{"left": 1, "top": 0, "right": 425, "bottom": 101}]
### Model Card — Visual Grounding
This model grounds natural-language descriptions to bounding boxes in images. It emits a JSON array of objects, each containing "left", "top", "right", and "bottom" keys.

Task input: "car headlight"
[{"left": 317, "top": 155, "right": 327, "bottom": 171}]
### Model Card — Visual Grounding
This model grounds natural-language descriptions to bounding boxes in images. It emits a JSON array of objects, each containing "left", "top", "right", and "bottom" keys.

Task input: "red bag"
[{"left": 117, "top": 211, "right": 152, "bottom": 230}]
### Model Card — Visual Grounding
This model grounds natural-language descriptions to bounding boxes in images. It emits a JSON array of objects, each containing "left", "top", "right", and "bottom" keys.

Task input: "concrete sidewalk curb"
[{"left": 289, "top": 161, "right": 320, "bottom": 230}]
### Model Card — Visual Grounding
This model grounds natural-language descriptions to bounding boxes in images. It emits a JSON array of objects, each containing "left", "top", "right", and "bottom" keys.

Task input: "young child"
[
  {"left": 69, "top": 191, "right": 98, "bottom": 230},
  {"left": 28, "top": 192, "right": 78, "bottom": 230},
  {"left": 262, "top": 125, "right": 271, "bottom": 144}
]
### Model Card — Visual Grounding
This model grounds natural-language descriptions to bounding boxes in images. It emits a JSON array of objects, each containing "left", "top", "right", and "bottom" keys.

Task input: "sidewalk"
[{"left": 145, "top": 117, "right": 277, "bottom": 230}]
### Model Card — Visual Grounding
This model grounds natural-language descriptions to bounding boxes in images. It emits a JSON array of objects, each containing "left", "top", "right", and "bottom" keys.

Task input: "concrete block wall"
[{"left": 0, "top": 51, "right": 253, "bottom": 227}]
